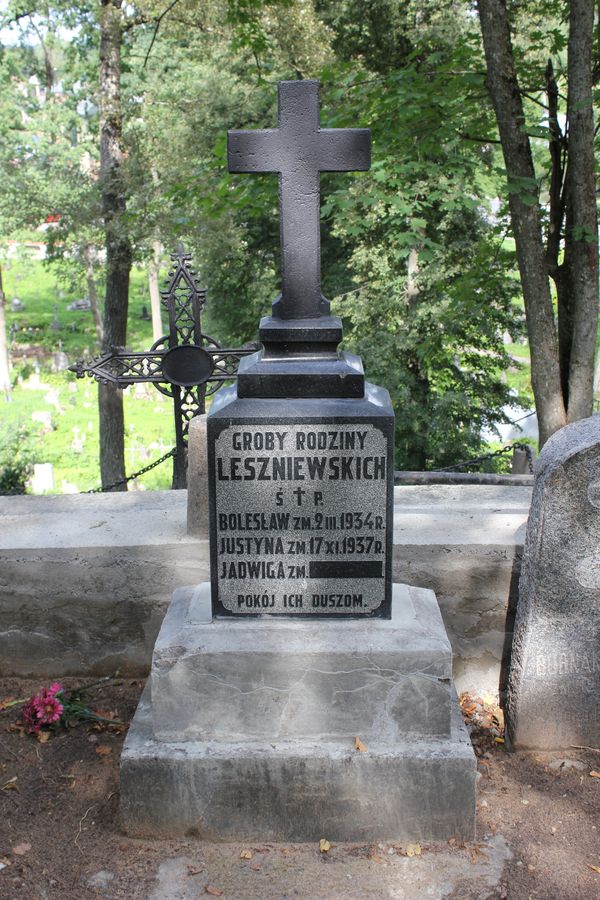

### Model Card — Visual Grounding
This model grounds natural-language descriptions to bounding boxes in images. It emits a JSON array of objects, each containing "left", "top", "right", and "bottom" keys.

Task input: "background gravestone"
[{"left": 506, "top": 416, "right": 600, "bottom": 749}]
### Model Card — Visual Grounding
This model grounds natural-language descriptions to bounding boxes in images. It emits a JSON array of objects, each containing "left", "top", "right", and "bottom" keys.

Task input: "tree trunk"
[
  {"left": 83, "top": 244, "right": 104, "bottom": 345},
  {"left": 148, "top": 240, "right": 164, "bottom": 342},
  {"left": 563, "top": 0, "right": 598, "bottom": 420},
  {"left": 0, "top": 265, "right": 11, "bottom": 401},
  {"left": 99, "top": 0, "right": 132, "bottom": 490},
  {"left": 477, "top": 0, "right": 566, "bottom": 446}
]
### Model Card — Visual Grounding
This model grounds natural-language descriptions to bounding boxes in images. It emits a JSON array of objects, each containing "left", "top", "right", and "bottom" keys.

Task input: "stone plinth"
[
  {"left": 186, "top": 415, "right": 208, "bottom": 536},
  {"left": 121, "top": 583, "right": 476, "bottom": 841},
  {"left": 151, "top": 583, "right": 451, "bottom": 742}
]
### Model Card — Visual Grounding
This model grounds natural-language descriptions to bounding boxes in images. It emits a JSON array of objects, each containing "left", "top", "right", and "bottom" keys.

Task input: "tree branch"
[
  {"left": 458, "top": 131, "right": 502, "bottom": 144},
  {"left": 143, "top": 0, "right": 181, "bottom": 68}
]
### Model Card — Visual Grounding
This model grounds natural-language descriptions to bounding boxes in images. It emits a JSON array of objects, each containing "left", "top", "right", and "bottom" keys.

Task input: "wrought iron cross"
[
  {"left": 71, "top": 247, "right": 258, "bottom": 488},
  {"left": 228, "top": 80, "right": 370, "bottom": 321}
]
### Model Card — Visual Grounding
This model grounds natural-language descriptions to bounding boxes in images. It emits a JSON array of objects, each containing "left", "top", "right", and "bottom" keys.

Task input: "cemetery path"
[{"left": 0, "top": 678, "right": 598, "bottom": 900}]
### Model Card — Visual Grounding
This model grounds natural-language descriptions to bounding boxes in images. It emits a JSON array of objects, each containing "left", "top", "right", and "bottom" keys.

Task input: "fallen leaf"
[
  {"left": 37, "top": 731, "right": 50, "bottom": 744},
  {"left": 406, "top": 843, "right": 421, "bottom": 857},
  {"left": 92, "top": 708, "right": 117, "bottom": 720},
  {"left": 589, "top": 771, "right": 600, "bottom": 779},
  {"left": 187, "top": 865, "right": 203, "bottom": 876},
  {"left": 354, "top": 736, "right": 368, "bottom": 753},
  {"left": 239, "top": 849, "right": 252, "bottom": 859},
  {"left": 12, "top": 843, "right": 31, "bottom": 856},
  {"left": 319, "top": 838, "right": 331, "bottom": 853},
  {"left": 494, "top": 737, "right": 505, "bottom": 744},
  {"left": 0, "top": 697, "right": 17, "bottom": 711},
  {"left": 587, "top": 864, "right": 600, "bottom": 874},
  {"left": 1, "top": 776, "right": 18, "bottom": 792},
  {"left": 96, "top": 745, "right": 112, "bottom": 757},
  {"left": 469, "top": 843, "right": 488, "bottom": 864},
  {"left": 205, "top": 887, "right": 223, "bottom": 896}
]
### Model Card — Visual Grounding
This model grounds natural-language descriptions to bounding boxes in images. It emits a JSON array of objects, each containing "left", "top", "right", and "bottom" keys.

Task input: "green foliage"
[
  {"left": 0, "top": 426, "right": 34, "bottom": 495},
  {"left": 0, "top": 0, "right": 537, "bottom": 479}
]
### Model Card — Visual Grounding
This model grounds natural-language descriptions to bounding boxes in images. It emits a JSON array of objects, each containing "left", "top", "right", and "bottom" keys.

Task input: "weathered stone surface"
[
  {"left": 151, "top": 583, "right": 451, "bottom": 742},
  {"left": 392, "top": 484, "right": 528, "bottom": 694},
  {"left": 186, "top": 415, "right": 208, "bottom": 536},
  {"left": 506, "top": 417, "right": 600, "bottom": 749},
  {"left": 121, "top": 683, "right": 476, "bottom": 842},
  {"left": 0, "top": 491, "right": 207, "bottom": 676},
  {"left": 0, "top": 485, "right": 530, "bottom": 688}
]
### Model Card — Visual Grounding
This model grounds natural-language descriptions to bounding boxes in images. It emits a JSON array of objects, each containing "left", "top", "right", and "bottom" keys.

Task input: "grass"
[
  {"left": 1, "top": 255, "right": 178, "bottom": 492},
  {"left": 2, "top": 373, "right": 176, "bottom": 492},
  {"left": 3, "top": 251, "right": 160, "bottom": 357}
]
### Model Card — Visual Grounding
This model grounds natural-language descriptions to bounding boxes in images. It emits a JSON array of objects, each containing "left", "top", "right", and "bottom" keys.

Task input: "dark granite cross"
[{"left": 228, "top": 80, "right": 370, "bottom": 321}]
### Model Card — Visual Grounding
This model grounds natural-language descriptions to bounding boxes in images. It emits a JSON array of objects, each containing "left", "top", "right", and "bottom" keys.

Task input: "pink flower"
[
  {"left": 22, "top": 697, "right": 41, "bottom": 735},
  {"left": 48, "top": 682, "right": 63, "bottom": 696},
  {"left": 33, "top": 688, "right": 64, "bottom": 725}
]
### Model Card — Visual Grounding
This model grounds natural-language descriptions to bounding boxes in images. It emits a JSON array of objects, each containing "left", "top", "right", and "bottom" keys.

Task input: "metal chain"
[
  {"left": 86, "top": 440, "right": 534, "bottom": 494},
  {"left": 85, "top": 447, "right": 177, "bottom": 494},
  {"left": 437, "top": 442, "right": 534, "bottom": 475}
]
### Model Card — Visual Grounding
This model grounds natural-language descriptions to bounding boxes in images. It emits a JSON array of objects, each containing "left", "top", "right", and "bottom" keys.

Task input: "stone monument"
[
  {"left": 121, "top": 80, "right": 476, "bottom": 840},
  {"left": 506, "top": 416, "right": 600, "bottom": 749}
]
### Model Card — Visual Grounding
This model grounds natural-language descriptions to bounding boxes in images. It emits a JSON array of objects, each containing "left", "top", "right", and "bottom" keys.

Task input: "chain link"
[
  {"left": 437, "top": 442, "right": 534, "bottom": 475},
  {"left": 86, "top": 447, "right": 177, "bottom": 494}
]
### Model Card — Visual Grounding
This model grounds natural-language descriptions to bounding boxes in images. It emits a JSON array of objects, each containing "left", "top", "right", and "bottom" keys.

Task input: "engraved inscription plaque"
[{"left": 209, "top": 421, "right": 392, "bottom": 616}]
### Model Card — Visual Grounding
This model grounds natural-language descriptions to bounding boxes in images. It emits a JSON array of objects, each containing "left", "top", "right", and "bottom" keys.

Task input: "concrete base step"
[{"left": 121, "top": 682, "right": 475, "bottom": 841}]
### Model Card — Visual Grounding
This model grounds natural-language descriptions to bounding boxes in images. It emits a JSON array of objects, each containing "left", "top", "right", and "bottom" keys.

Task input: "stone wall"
[{"left": 0, "top": 485, "right": 530, "bottom": 695}]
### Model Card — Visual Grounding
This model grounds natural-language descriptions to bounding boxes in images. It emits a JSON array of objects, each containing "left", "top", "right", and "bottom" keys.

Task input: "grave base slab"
[
  {"left": 120, "top": 583, "right": 476, "bottom": 842},
  {"left": 121, "top": 683, "right": 475, "bottom": 841}
]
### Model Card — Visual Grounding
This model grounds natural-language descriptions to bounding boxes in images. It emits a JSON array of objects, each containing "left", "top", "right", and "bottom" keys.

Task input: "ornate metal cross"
[
  {"left": 228, "top": 80, "right": 370, "bottom": 321},
  {"left": 71, "top": 247, "right": 258, "bottom": 488}
]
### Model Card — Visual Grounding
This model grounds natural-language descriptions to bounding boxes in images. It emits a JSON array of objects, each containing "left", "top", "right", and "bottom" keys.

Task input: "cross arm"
[
  {"left": 70, "top": 351, "right": 166, "bottom": 386},
  {"left": 228, "top": 129, "right": 282, "bottom": 173},
  {"left": 318, "top": 128, "right": 371, "bottom": 172}
]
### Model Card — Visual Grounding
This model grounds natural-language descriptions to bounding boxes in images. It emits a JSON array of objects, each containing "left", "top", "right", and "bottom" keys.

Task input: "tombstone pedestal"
[
  {"left": 121, "top": 582, "right": 475, "bottom": 840},
  {"left": 121, "top": 77, "right": 476, "bottom": 842}
]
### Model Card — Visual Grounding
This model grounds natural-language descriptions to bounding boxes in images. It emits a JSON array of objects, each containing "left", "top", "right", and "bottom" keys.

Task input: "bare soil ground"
[{"left": 0, "top": 678, "right": 599, "bottom": 900}]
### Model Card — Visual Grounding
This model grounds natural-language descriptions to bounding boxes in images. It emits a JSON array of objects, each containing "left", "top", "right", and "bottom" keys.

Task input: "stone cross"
[{"left": 228, "top": 80, "right": 370, "bottom": 321}]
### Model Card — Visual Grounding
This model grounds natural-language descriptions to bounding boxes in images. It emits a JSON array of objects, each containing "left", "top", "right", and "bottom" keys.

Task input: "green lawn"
[
  {"left": 1, "top": 373, "right": 176, "bottom": 492},
  {"left": 1, "top": 255, "right": 177, "bottom": 492},
  {"left": 3, "top": 253, "right": 159, "bottom": 358}
]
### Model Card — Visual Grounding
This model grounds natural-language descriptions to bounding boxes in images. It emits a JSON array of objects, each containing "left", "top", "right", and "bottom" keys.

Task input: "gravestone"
[
  {"left": 67, "top": 297, "right": 91, "bottom": 311},
  {"left": 30, "top": 462, "right": 54, "bottom": 494},
  {"left": 506, "top": 416, "right": 600, "bottom": 749},
  {"left": 51, "top": 350, "right": 70, "bottom": 372},
  {"left": 121, "top": 80, "right": 475, "bottom": 841}
]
